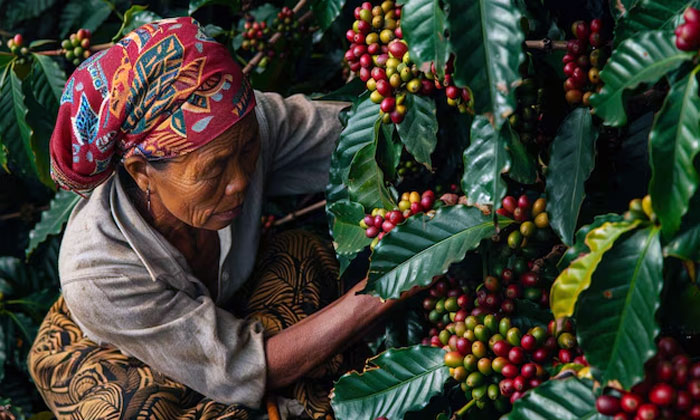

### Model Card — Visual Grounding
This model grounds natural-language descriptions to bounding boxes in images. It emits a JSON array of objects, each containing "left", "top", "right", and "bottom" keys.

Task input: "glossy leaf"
[
  {"left": 329, "top": 200, "right": 373, "bottom": 256},
  {"left": 614, "top": 0, "right": 687, "bottom": 46},
  {"left": 546, "top": 108, "right": 598, "bottom": 246},
  {"left": 648, "top": 68, "right": 700, "bottom": 238},
  {"left": 590, "top": 30, "right": 694, "bottom": 127},
  {"left": 113, "top": 5, "right": 162, "bottom": 41},
  {"left": 188, "top": 0, "right": 238, "bottom": 15},
  {"left": 330, "top": 345, "right": 449, "bottom": 420},
  {"left": 576, "top": 227, "right": 663, "bottom": 389},
  {"left": 311, "top": 0, "right": 345, "bottom": 31},
  {"left": 400, "top": 0, "right": 448, "bottom": 78},
  {"left": 347, "top": 120, "right": 396, "bottom": 210},
  {"left": 396, "top": 93, "right": 438, "bottom": 169},
  {"left": 504, "top": 121, "right": 536, "bottom": 184},
  {"left": 5, "top": 0, "right": 57, "bottom": 24},
  {"left": 447, "top": 0, "right": 524, "bottom": 126},
  {"left": 550, "top": 220, "right": 641, "bottom": 319},
  {"left": 377, "top": 123, "right": 402, "bottom": 181},
  {"left": 0, "top": 70, "right": 39, "bottom": 180},
  {"left": 665, "top": 190, "right": 700, "bottom": 261},
  {"left": 326, "top": 96, "right": 380, "bottom": 206},
  {"left": 23, "top": 79, "right": 55, "bottom": 188},
  {"left": 504, "top": 377, "right": 605, "bottom": 420},
  {"left": 365, "top": 205, "right": 513, "bottom": 299},
  {"left": 58, "top": 0, "right": 112, "bottom": 38},
  {"left": 461, "top": 116, "right": 511, "bottom": 209},
  {"left": 30, "top": 54, "right": 66, "bottom": 114},
  {"left": 557, "top": 213, "right": 625, "bottom": 271},
  {"left": 25, "top": 190, "right": 81, "bottom": 258}
]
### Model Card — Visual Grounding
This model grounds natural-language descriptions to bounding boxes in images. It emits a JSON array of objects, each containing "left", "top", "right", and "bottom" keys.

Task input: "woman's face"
[{"left": 144, "top": 112, "right": 260, "bottom": 231}]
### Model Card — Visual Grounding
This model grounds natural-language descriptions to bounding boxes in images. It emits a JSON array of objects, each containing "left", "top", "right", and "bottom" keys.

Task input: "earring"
[{"left": 146, "top": 186, "right": 151, "bottom": 212}]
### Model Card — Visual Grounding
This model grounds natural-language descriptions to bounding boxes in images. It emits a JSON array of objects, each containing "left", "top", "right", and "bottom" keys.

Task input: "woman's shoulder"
[{"left": 59, "top": 176, "right": 144, "bottom": 285}]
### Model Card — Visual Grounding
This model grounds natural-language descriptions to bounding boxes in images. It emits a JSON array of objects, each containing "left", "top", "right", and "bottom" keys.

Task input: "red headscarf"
[{"left": 49, "top": 17, "right": 256, "bottom": 193}]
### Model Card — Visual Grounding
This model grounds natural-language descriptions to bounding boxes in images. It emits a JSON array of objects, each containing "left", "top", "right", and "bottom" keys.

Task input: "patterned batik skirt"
[{"left": 28, "top": 230, "right": 357, "bottom": 420}]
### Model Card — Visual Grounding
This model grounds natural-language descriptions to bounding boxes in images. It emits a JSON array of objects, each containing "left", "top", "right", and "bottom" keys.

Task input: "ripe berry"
[
  {"left": 649, "top": 383, "right": 675, "bottom": 406},
  {"left": 520, "top": 271, "right": 539, "bottom": 288},
  {"left": 517, "top": 194, "right": 530, "bottom": 210},
  {"left": 521, "top": 334, "right": 537, "bottom": 351},
  {"left": 500, "top": 378, "right": 515, "bottom": 396},
  {"left": 502, "top": 363, "right": 518, "bottom": 378},
  {"left": 493, "top": 340, "right": 511, "bottom": 358},
  {"left": 656, "top": 360, "right": 673, "bottom": 382},
  {"left": 502, "top": 268, "right": 514, "bottom": 283},
  {"left": 620, "top": 393, "right": 642, "bottom": 413},
  {"left": 513, "top": 375, "right": 526, "bottom": 392},
  {"left": 678, "top": 390, "right": 692, "bottom": 412},
  {"left": 521, "top": 363, "right": 537, "bottom": 379},
  {"left": 688, "top": 379, "right": 700, "bottom": 400},
  {"left": 637, "top": 404, "right": 658, "bottom": 420},
  {"left": 13, "top": 34, "right": 23, "bottom": 47},
  {"left": 508, "top": 347, "right": 525, "bottom": 365},
  {"left": 420, "top": 195, "right": 434, "bottom": 211},
  {"left": 589, "top": 31, "right": 602, "bottom": 47},
  {"left": 590, "top": 18, "right": 603, "bottom": 33},
  {"left": 366, "top": 226, "right": 379, "bottom": 238},
  {"left": 558, "top": 349, "right": 573, "bottom": 363},
  {"left": 596, "top": 395, "right": 621, "bottom": 415},
  {"left": 502, "top": 196, "right": 517, "bottom": 213},
  {"left": 380, "top": 97, "right": 396, "bottom": 113}
]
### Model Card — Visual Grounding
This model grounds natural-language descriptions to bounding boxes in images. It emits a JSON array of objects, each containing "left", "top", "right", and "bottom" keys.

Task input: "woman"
[{"left": 29, "top": 17, "right": 407, "bottom": 420}]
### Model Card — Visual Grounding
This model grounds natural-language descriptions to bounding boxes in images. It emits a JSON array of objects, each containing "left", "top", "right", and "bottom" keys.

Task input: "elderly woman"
[{"left": 28, "top": 17, "right": 408, "bottom": 420}]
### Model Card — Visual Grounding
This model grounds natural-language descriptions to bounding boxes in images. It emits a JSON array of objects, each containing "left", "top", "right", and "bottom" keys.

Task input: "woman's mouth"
[{"left": 212, "top": 205, "right": 243, "bottom": 222}]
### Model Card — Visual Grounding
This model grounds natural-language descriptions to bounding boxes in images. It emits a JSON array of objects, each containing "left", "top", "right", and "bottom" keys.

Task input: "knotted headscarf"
[{"left": 49, "top": 17, "right": 256, "bottom": 193}]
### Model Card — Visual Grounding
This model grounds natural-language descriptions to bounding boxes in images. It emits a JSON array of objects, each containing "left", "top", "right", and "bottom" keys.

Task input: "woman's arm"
[{"left": 265, "top": 279, "right": 407, "bottom": 389}]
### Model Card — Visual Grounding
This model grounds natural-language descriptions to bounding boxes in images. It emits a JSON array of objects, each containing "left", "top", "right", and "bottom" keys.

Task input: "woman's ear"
[{"left": 122, "top": 156, "right": 152, "bottom": 192}]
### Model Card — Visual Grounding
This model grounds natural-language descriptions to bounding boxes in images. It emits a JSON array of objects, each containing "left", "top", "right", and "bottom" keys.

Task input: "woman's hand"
[{"left": 263, "top": 275, "right": 436, "bottom": 389}]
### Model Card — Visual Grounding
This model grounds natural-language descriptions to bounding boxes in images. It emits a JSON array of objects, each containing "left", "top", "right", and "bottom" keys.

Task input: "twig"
[
  {"left": 0, "top": 205, "right": 49, "bottom": 221},
  {"left": 242, "top": 9, "right": 314, "bottom": 74},
  {"left": 273, "top": 199, "right": 326, "bottom": 226},
  {"left": 531, "top": 243, "right": 568, "bottom": 273},
  {"left": 525, "top": 39, "right": 567, "bottom": 51}
]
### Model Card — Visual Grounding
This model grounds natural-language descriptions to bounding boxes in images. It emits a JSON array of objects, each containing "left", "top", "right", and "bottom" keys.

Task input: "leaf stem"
[{"left": 452, "top": 398, "right": 476, "bottom": 418}]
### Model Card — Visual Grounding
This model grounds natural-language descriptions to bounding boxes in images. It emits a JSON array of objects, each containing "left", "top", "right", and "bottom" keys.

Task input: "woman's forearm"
[{"left": 264, "top": 279, "right": 395, "bottom": 389}]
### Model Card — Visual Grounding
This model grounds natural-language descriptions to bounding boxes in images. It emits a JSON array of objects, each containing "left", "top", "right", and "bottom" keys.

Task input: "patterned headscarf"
[{"left": 49, "top": 17, "right": 256, "bottom": 193}]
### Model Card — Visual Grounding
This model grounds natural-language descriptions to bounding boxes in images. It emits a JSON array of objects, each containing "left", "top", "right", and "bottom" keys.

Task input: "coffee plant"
[{"left": 2, "top": 0, "right": 700, "bottom": 418}]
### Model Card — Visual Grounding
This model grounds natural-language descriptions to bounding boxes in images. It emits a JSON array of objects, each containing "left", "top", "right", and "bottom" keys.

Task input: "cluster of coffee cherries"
[
  {"left": 360, "top": 190, "right": 435, "bottom": 249},
  {"left": 675, "top": 7, "right": 700, "bottom": 51},
  {"left": 625, "top": 195, "right": 657, "bottom": 224},
  {"left": 596, "top": 337, "right": 700, "bottom": 420},
  {"left": 425, "top": 57, "right": 472, "bottom": 113},
  {"left": 479, "top": 266, "right": 551, "bottom": 314},
  {"left": 345, "top": 1, "right": 421, "bottom": 124},
  {"left": 5, "top": 34, "right": 31, "bottom": 65},
  {"left": 422, "top": 281, "right": 585, "bottom": 411},
  {"left": 396, "top": 159, "right": 421, "bottom": 178},
  {"left": 509, "top": 77, "right": 549, "bottom": 146},
  {"left": 562, "top": 19, "right": 608, "bottom": 106},
  {"left": 61, "top": 29, "right": 92, "bottom": 66},
  {"left": 241, "top": 20, "right": 271, "bottom": 53},
  {"left": 496, "top": 195, "right": 549, "bottom": 250}
]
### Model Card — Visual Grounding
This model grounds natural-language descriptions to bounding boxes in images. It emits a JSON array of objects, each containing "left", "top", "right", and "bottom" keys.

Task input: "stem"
[
  {"left": 242, "top": 9, "right": 314, "bottom": 74},
  {"left": 273, "top": 199, "right": 326, "bottom": 226},
  {"left": 100, "top": 0, "right": 124, "bottom": 21},
  {"left": 525, "top": 39, "right": 568, "bottom": 51},
  {"left": 452, "top": 399, "right": 477, "bottom": 419}
]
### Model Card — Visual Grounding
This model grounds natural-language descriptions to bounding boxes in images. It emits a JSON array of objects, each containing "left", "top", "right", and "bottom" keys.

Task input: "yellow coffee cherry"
[
  {"left": 409, "top": 191, "right": 421, "bottom": 203},
  {"left": 534, "top": 212, "right": 549, "bottom": 228}
]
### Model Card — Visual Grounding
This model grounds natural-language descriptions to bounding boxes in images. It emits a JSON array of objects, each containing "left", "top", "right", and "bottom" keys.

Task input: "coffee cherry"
[
  {"left": 521, "top": 334, "right": 537, "bottom": 351},
  {"left": 649, "top": 383, "right": 675, "bottom": 406},
  {"left": 13, "top": 34, "right": 23, "bottom": 47},
  {"left": 590, "top": 18, "right": 603, "bottom": 33},
  {"left": 508, "top": 347, "right": 525, "bottom": 365},
  {"left": 502, "top": 196, "right": 517, "bottom": 213},
  {"left": 596, "top": 395, "right": 621, "bottom": 415},
  {"left": 637, "top": 404, "right": 658, "bottom": 420},
  {"left": 620, "top": 393, "right": 642, "bottom": 413}
]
